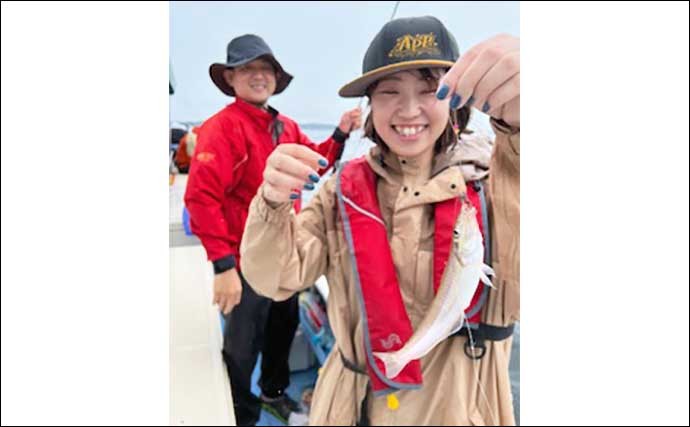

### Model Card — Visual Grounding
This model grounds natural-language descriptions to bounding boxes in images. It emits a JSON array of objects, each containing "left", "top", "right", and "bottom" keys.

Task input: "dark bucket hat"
[
  {"left": 209, "top": 34, "right": 293, "bottom": 97},
  {"left": 339, "top": 16, "right": 459, "bottom": 97}
]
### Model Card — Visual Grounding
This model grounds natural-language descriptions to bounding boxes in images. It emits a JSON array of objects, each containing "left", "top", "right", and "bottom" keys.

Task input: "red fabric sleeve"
[{"left": 184, "top": 122, "right": 246, "bottom": 261}]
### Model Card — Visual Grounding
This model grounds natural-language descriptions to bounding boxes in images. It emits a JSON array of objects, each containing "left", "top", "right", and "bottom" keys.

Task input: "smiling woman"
[
  {"left": 369, "top": 70, "right": 446, "bottom": 159},
  {"left": 240, "top": 15, "right": 520, "bottom": 426},
  {"left": 363, "top": 68, "right": 472, "bottom": 160}
]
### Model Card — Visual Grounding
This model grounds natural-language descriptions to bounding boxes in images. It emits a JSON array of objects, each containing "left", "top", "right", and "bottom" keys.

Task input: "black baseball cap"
[{"left": 339, "top": 16, "right": 459, "bottom": 97}]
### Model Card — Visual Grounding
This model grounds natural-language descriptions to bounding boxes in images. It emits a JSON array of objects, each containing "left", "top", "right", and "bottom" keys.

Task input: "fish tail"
[
  {"left": 373, "top": 351, "right": 406, "bottom": 379},
  {"left": 481, "top": 263, "right": 496, "bottom": 288},
  {"left": 480, "top": 271, "right": 495, "bottom": 288},
  {"left": 482, "top": 263, "right": 495, "bottom": 277}
]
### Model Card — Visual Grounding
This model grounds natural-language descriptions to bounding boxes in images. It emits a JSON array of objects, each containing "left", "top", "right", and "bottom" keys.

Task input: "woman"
[{"left": 241, "top": 16, "right": 520, "bottom": 425}]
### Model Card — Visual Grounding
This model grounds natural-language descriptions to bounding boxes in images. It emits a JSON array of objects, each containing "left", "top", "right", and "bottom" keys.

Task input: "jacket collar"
[
  {"left": 231, "top": 97, "right": 280, "bottom": 131},
  {"left": 363, "top": 132, "right": 493, "bottom": 207}
]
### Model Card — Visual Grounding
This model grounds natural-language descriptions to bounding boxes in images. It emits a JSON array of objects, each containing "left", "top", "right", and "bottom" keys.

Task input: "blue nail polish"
[
  {"left": 449, "top": 94, "right": 462, "bottom": 109},
  {"left": 436, "top": 84, "right": 450, "bottom": 100},
  {"left": 318, "top": 159, "right": 328, "bottom": 167},
  {"left": 467, "top": 95, "right": 475, "bottom": 106},
  {"left": 303, "top": 182, "right": 315, "bottom": 191},
  {"left": 289, "top": 193, "right": 299, "bottom": 200},
  {"left": 482, "top": 102, "right": 490, "bottom": 113},
  {"left": 309, "top": 174, "right": 320, "bottom": 183}
]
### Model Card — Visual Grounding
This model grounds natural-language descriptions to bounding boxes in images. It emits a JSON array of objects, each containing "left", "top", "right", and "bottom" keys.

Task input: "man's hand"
[
  {"left": 213, "top": 268, "right": 242, "bottom": 315},
  {"left": 338, "top": 107, "right": 363, "bottom": 134}
]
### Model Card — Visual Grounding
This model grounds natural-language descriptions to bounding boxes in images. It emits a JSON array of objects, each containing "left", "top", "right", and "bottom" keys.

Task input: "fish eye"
[{"left": 453, "top": 229, "right": 460, "bottom": 237}]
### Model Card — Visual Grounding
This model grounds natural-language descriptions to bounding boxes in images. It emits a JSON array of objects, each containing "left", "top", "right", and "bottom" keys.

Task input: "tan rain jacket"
[{"left": 241, "top": 119, "right": 520, "bottom": 425}]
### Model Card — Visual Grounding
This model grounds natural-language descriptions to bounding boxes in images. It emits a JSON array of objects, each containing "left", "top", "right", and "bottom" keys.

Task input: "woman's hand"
[
  {"left": 262, "top": 143, "right": 328, "bottom": 204},
  {"left": 437, "top": 34, "right": 520, "bottom": 127}
]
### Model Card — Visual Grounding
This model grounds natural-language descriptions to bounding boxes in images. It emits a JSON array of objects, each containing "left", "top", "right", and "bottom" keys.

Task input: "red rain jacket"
[{"left": 184, "top": 98, "right": 344, "bottom": 271}]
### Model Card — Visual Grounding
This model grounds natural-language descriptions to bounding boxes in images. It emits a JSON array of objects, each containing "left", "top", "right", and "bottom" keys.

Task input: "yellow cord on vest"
[{"left": 387, "top": 393, "right": 399, "bottom": 410}]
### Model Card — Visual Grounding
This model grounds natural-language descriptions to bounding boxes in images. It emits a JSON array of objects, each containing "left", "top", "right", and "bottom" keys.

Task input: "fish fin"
[
  {"left": 482, "top": 263, "right": 495, "bottom": 277},
  {"left": 480, "top": 271, "right": 495, "bottom": 288},
  {"left": 373, "top": 351, "right": 405, "bottom": 379}
]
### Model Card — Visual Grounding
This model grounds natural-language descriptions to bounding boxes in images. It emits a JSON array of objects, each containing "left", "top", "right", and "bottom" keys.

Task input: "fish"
[{"left": 373, "top": 199, "right": 495, "bottom": 379}]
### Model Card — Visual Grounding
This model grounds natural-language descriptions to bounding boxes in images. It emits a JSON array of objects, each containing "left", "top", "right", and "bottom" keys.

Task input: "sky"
[{"left": 170, "top": 1, "right": 519, "bottom": 126}]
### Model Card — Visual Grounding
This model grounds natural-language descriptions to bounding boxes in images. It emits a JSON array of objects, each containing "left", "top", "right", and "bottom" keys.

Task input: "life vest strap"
[
  {"left": 339, "top": 350, "right": 368, "bottom": 375},
  {"left": 455, "top": 322, "right": 516, "bottom": 360}
]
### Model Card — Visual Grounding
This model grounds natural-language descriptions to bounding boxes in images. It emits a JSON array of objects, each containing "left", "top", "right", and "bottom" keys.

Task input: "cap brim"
[
  {"left": 209, "top": 54, "right": 294, "bottom": 97},
  {"left": 338, "top": 59, "right": 456, "bottom": 98}
]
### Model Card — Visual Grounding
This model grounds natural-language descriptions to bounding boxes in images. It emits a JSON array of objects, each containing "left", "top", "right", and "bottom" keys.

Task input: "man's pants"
[{"left": 222, "top": 272, "right": 299, "bottom": 426}]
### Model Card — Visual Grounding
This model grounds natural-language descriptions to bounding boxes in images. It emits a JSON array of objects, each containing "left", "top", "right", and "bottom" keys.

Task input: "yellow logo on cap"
[{"left": 388, "top": 33, "right": 440, "bottom": 58}]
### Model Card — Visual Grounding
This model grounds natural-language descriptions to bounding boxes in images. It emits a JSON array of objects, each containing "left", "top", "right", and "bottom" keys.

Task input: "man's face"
[{"left": 223, "top": 58, "right": 277, "bottom": 105}]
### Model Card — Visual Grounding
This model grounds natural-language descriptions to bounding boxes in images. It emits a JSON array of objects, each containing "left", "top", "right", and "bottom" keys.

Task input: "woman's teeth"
[{"left": 393, "top": 125, "right": 426, "bottom": 136}]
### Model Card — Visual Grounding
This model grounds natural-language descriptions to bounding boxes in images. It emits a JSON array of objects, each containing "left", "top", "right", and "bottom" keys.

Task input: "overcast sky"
[{"left": 170, "top": 1, "right": 519, "bottom": 126}]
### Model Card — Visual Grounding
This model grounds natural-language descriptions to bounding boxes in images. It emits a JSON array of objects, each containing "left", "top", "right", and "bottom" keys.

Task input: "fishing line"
[
  {"left": 348, "top": 1, "right": 402, "bottom": 154},
  {"left": 465, "top": 321, "right": 500, "bottom": 426}
]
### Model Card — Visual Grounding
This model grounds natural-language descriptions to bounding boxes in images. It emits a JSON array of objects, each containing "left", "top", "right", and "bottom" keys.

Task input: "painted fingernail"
[
  {"left": 467, "top": 95, "right": 475, "bottom": 106},
  {"left": 304, "top": 182, "right": 315, "bottom": 191},
  {"left": 309, "top": 174, "right": 320, "bottom": 183},
  {"left": 289, "top": 193, "right": 299, "bottom": 200},
  {"left": 318, "top": 159, "right": 328, "bottom": 167},
  {"left": 449, "top": 93, "right": 462, "bottom": 110},
  {"left": 436, "top": 84, "right": 450, "bottom": 100},
  {"left": 482, "top": 101, "right": 490, "bottom": 113}
]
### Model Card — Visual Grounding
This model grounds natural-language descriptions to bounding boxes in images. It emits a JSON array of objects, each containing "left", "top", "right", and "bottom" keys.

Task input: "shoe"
[
  {"left": 300, "top": 387, "right": 314, "bottom": 412},
  {"left": 287, "top": 412, "right": 309, "bottom": 426},
  {"left": 260, "top": 393, "right": 304, "bottom": 424}
]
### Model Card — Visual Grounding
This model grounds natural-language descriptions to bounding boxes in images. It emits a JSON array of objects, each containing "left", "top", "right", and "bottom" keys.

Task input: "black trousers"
[{"left": 222, "top": 272, "right": 299, "bottom": 426}]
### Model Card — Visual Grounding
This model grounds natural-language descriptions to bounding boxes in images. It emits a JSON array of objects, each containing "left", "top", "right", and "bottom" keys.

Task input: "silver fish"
[{"left": 374, "top": 200, "right": 494, "bottom": 379}]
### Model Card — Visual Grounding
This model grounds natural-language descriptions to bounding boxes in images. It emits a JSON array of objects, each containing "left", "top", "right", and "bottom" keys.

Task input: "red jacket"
[{"left": 184, "top": 98, "right": 344, "bottom": 271}]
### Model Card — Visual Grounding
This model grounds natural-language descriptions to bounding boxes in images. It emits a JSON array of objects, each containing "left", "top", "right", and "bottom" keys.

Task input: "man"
[{"left": 184, "top": 34, "right": 360, "bottom": 426}]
